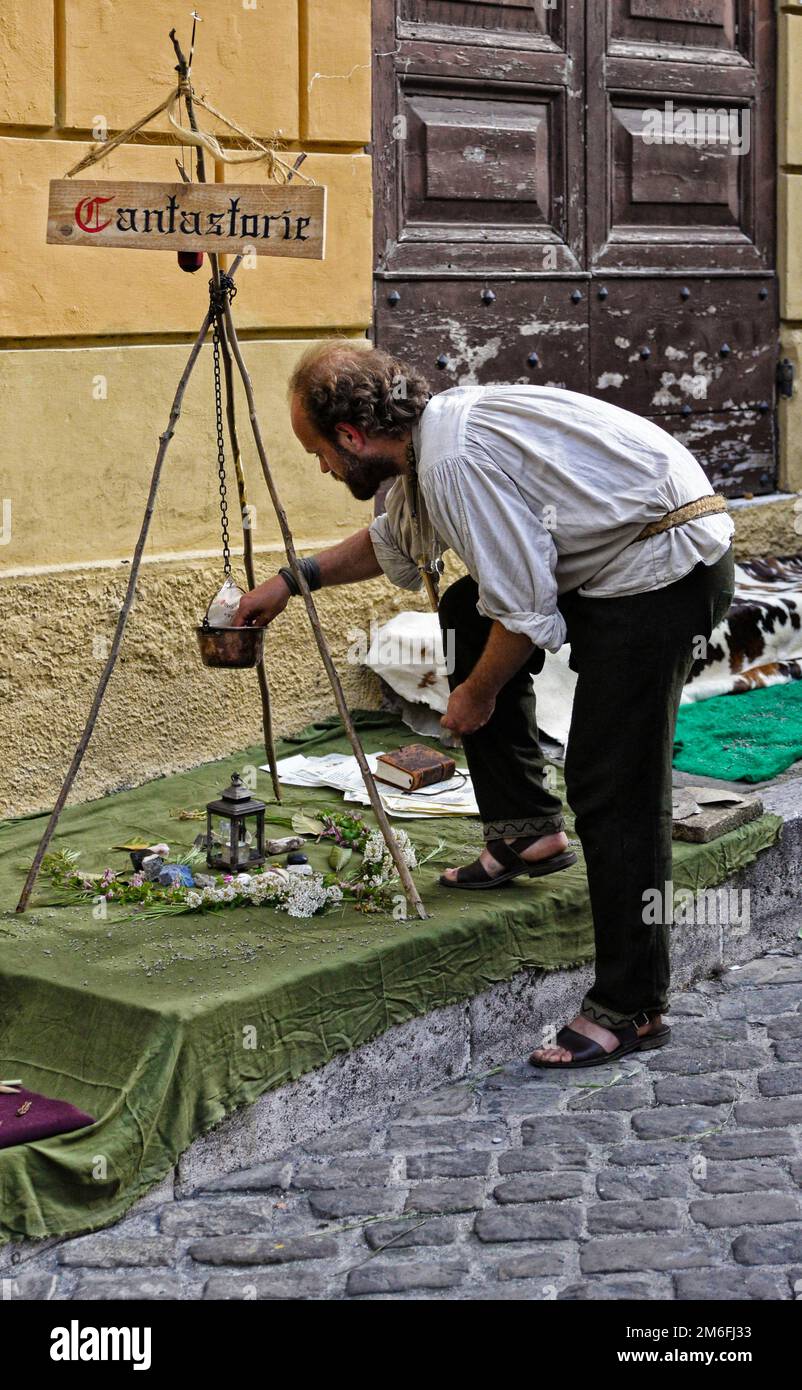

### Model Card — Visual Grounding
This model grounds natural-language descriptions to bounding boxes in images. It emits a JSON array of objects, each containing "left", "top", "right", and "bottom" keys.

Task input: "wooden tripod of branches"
[{"left": 15, "top": 29, "right": 427, "bottom": 920}]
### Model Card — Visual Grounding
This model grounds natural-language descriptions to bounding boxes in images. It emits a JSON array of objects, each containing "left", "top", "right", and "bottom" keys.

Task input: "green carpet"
[
  {"left": 0, "top": 712, "right": 782, "bottom": 1243},
  {"left": 674, "top": 681, "right": 802, "bottom": 782}
]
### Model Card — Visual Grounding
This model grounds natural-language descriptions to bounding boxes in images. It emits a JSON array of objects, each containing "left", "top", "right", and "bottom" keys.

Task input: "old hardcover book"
[{"left": 374, "top": 744, "right": 456, "bottom": 792}]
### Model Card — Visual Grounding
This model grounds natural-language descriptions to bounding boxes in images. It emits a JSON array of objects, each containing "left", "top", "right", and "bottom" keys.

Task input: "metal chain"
[
  {"left": 211, "top": 319, "right": 231, "bottom": 577},
  {"left": 208, "top": 274, "right": 237, "bottom": 578}
]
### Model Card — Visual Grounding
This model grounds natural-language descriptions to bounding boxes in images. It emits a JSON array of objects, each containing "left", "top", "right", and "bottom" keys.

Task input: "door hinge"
[{"left": 777, "top": 358, "right": 795, "bottom": 399}]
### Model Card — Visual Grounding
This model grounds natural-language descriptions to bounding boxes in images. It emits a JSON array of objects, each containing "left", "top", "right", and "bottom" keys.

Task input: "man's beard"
[{"left": 332, "top": 443, "right": 400, "bottom": 501}]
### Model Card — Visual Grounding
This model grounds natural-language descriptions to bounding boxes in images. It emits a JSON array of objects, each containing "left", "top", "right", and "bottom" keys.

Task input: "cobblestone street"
[{"left": 7, "top": 946, "right": 802, "bottom": 1302}]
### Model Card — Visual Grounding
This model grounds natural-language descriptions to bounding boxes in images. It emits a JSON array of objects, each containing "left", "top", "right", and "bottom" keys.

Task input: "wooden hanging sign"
[{"left": 46, "top": 180, "right": 327, "bottom": 259}]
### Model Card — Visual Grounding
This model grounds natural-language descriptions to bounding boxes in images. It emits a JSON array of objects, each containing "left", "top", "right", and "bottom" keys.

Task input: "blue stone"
[
  {"left": 158, "top": 863, "right": 195, "bottom": 888},
  {"left": 286, "top": 852, "right": 309, "bottom": 865}
]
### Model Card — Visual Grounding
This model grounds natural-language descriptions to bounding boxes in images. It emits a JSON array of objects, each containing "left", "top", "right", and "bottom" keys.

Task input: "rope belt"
[{"left": 632, "top": 494, "right": 728, "bottom": 543}]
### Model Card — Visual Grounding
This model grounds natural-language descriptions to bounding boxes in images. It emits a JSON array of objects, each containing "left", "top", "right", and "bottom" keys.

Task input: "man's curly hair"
[{"left": 288, "top": 339, "right": 431, "bottom": 442}]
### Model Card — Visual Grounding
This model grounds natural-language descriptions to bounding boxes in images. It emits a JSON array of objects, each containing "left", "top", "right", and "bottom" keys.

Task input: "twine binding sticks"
[{"left": 63, "top": 81, "right": 317, "bottom": 185}]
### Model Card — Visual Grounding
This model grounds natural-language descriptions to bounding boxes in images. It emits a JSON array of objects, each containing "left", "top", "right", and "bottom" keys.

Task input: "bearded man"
[{"left": 234, "top": 341, "right": 735, "bottom": 1070}]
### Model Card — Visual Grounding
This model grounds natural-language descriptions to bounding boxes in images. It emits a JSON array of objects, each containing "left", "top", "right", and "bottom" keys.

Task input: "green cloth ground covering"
[
  {"left": 0, "top": 712, "right": 781, "bottom": 1243},
  {"left": 674, "top": 681, "right": 802, "bottom": 782}
]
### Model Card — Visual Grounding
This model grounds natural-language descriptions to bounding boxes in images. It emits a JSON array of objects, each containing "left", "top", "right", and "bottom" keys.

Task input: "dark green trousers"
[{"left": 437, "top": 547, "right": 735, "bottom": 1026}]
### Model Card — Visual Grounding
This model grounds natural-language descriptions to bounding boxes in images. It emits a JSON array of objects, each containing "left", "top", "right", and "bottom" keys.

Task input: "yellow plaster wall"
[
  {"left": 0, "top": 0, "right": 54, "bottom": 127},
  {"left": 0, "top": 340, "right": 371, "bottom": 569},
  {"left": 0, "top": 1, "right": 378, "bottom": 816}
]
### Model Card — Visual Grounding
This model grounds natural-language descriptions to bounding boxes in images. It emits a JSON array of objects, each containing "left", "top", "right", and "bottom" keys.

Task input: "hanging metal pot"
[
  {"left": 196, "top": 621, "right": 264, "bottom": 669},
  {"left": 196, "top": 578, "right": 264, "bottom": 668}
]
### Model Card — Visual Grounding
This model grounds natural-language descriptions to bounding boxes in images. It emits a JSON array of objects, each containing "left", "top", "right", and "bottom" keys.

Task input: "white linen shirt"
[{"left": 368, "top": 384, "right": 734, "bottom": 653}]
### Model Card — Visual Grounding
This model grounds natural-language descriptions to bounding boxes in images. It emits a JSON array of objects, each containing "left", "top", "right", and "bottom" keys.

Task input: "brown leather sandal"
[
  {"left": 528, "top": 1013, "right": 671, "bottom": 1070},
  {"left": 438, "top": 836, "right": 577, "bottom": 891}
]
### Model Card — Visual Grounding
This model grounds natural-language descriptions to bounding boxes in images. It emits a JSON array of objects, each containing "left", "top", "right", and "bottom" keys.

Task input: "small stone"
[
  {"left": 767, "top": 1016, "right": 802, "bottom": 1041},
  {"left": 774, "top": 1040, "right": 802, "bottom": 1062},
  {"left": 493, "top": 1172, "right": 587, "bottom": 1204},
  {"left": 286, "top": 851, "right": 309, "bottom": 865},
  {"left": 285, "top": 863, "right": 313, "bottom": 876},
  {"left": 303, "top": 1121, "right": 375, "bottom": 1154},
  {"left": 386, "top": 1120, "right": 507, "bottom": 1151},
  {"left": 404, "top": 1181, "right": 484, "bottom": 1214},
  {"left": 141, "top": 855, "right": 164, "bottom": 882},
  {"left": 193, "top": 874, "right": 217, "bottom": 890},
  {"left": 719, "top": 984, "right": 802, "bottom": 1018},
  {"left": 559, "top": 1277, "right": 671, "bottom": 1301},
  {"left": 189, "top": 1234, "right": 338, "bottom": 1265},
  {"left": 735, "top": 1097, "right": 802, "bottom": 1128},
  {"left": 723, "top": 957, "right": 802, "bottom": 987},
  {"left": 653, "top": 1074, "right": 739, "bottom": 1107},
  {"left": 158, "top": 863, "right": 195, "bottom": 888},
  {"left": 204, "top": 1271, "right": 329, "bottom": 1300},
  {"left": 521, "top": 1115, "right": 625, "bottom": 1146},
  {"left": 690, "top": 1192, "right": 801, "bottom": 1228},
  {"left": 291, "top": 1158, "right": 393, "bottom": 1190},
  {"left": 498, "top": 1145, "right": 592, "bottom": 1174},
  {"left": 58, "top": 1237, "right": 177, "bottom": 1268},
  {"left": 758, "top": 1065, "right": 802, "bottom": 1097},
  {"left": 364, "top": 1217, "right": 459, "bottom": 1250},
  {"left": 587, "top": 1199, "right": 681, "bottom": 1235},
  {"left": 671, "top": 1019, "right": 748, "bottom": 1044},
  {"left": 474, "top": 1204, "right": 582, "bottom": 1243},
  {"left": 264, "top": 836, "right": 303, "bottom": 854},
  {"left": 567, "top": 1084, "right": 649, "bottom": 1113},
  {"left": 75, "top": 1275, "right": 187, "bottom": 1301},
  {"left": 406, "top": 1151, "right": 491, "bottom": 1179},
  {"left": 198, "top": 1162, "right": 288, "bottom": 1193},
  {"left": 701, "top": 1129, "right": 796, "bottom": 1160},
  {"left": 596, "top": 1168, "right": 688, "bottom": 1200},
  {"left": 607, "top": 1142, "right": 691, "bottom": 1168},
  {"left": 580, "top": 1236, "right": 716, "bottom": 1275},
  {"left": 674, "top": 1269, "right": 791, "bottom": 1301},
  {"left": 497, "top": 1249, "right": 570, "bottom": 1280},
  {"left": 631, "top": 1105, "right": 728, "bottom": 1140},
  {"left": 346, "top": 1261, "right": 468, "bottom": 1296},
  {"left": 395, "top": 1087, "right": 474, "bottom": 1119},
  {"left": 647, "top": 1045, "right": 768, "bottom": 1075},
  {"left": 667, "top": 995, "right": 709, "bottom": 1017},
  {"left": 307, "top": 1189, "right": 394, "bottom": 1219},
  {"left": 159, "top": 1201, "right": 273, "bottom": 1236},
  {"left": 0, "top": 1273, "right": 61, "bottom": 1299},
  {"left": 732, "top": 1228, "right": 802, "bottom": 1266},
  {"left": 693, "top": 1161, "right": 792, "bottom": 1194}
]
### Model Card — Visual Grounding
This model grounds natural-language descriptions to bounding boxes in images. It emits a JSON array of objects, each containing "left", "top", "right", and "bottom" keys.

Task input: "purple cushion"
[{"left": 0, "top": 1088, "right": 95, "bottom": 1150}]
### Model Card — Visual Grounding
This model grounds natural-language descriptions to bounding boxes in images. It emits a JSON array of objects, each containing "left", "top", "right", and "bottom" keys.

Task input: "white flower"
[
  {"left": 282, "top": 872, "right": 329, "bottom": 918},
  {"left": 186, "top": 891, "right": 202, "bottom": 909}
]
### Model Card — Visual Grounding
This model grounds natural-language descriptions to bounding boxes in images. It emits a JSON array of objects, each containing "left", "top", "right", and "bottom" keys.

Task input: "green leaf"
[
  {"left": 292, "top": 810, "right": 327, "bottom": 836},
  {"left": 328, "top": 845, "right": 353, "bottom": 872}
]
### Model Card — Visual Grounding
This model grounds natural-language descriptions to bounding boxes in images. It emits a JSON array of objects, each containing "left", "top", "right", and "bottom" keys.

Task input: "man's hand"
[
  {"left": 232, "top": 575, "right": 291, "bottom": 628},
  {"left": 441, "top": 680, "right": 496, "bottom": 736}
]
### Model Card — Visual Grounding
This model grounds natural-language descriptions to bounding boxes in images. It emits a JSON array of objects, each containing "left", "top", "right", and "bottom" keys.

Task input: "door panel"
[
  {"left": 373, "top": 0, "right": 779, "bottom": 496},
  {"left": 590, "top": 279, "right": 777, "bottom": 415},
  {"left": 377, "top": 279, "right": 589, "bottom": 390},
  {"left": 373, "top": 0, "right": 584, "bottom": 275}
]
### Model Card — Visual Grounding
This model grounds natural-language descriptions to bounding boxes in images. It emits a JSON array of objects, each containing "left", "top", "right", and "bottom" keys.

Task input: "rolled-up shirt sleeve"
[
  {"left": 423, "top": 453, "right": 567, "bottom": 652},
  {"left": 368, "top": 482, "right": 423, "bottom": 592}
]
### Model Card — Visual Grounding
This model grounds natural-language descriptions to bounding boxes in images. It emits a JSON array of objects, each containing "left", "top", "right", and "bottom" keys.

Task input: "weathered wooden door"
[{"left": 372, "top": 0, "right": 778, "bottom": 495}]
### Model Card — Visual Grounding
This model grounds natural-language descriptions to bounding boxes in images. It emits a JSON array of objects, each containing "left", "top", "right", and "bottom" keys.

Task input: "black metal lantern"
[{"left": 205, "top": 772, "right": 266, "bottom": 872}]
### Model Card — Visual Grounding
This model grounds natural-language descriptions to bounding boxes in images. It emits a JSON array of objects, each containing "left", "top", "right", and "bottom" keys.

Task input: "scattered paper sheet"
[{"left": 265, "top": 752, "right": 479, "bottom": 818}]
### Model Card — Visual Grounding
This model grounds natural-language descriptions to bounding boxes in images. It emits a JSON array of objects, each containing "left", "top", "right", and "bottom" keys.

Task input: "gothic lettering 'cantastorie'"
[
  {"left": 114, "top": 196, "right": 310, "bottom": 240},
  {"left": 46, "top": 180, "right": 327, "bottom": 260}
]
